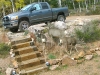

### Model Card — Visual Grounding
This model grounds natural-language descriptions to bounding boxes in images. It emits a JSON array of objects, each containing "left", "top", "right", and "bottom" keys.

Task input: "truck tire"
[
  {"left": 19, "top": 21, "right": 29, "bottom": 32},
  {"left": 10, "top": 27, "right": 18, "bottom": 33},
  {"left": 57, "top": 15, "right": 65, "bottom": 22}
]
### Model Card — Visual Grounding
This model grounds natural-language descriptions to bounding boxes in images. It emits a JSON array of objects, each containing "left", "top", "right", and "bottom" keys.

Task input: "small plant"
[
  {"left": 75, "top": 20, "right": 100, "bottom": 43},
  {"left": 48, "top": 53, "right": 56, "bottom": 59},
  {"left": 94, "top": 59, "right": 99, "bottom": 62},
  {"left": 24, "top": 29, "right": 29, "bottom": 36},
  {"left": 0, "top": 43, "right": 11, "bottom": 56},
  {"left": 93, "top": 53, "right": 98, "bottom": 58}
]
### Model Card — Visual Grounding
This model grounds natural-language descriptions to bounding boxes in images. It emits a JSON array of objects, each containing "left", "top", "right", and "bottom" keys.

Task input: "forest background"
[{"left": 0, "top": 0, "right": 100, "bottom": 19}]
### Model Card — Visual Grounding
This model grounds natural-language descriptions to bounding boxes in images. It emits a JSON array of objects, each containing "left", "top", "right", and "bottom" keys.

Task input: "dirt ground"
[
  {"left": 39, "top": 41, "right": 100, "bottom": 75},
  {"left": 0, "top": 15, "right": 100, "bottom": 75}
]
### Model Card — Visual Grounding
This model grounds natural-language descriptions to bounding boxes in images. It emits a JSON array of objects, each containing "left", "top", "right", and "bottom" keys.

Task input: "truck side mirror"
[{"left": 30, "top": 7, "right": 36, "bottom": 11}]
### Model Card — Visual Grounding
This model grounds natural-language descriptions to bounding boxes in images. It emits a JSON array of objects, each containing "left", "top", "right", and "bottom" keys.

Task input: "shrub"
[
  {"left": 24, "top": 29, "right": 29, "bottom": 36},
  {"left": 86, "top": 6, "right": 100, "bottom": 15},
  {"left": 48, "top": 53, "right": 56, "bottom": 59},
  {"left": 75, "top": 20, "right": 100, "bottom": 43},
  {"left": 0, "top": 43, "right": 11, "bottom": 56}
]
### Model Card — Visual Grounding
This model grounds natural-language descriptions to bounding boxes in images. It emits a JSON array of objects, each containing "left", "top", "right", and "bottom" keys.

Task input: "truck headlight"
[{"left": 11, "top": 16, "right": 18, "bottom": 20}]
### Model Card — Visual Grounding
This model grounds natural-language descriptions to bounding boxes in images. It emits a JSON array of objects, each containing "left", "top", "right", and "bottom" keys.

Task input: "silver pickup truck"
[{"left": 2, "top": 2, "right": 69, "bottom": 32}]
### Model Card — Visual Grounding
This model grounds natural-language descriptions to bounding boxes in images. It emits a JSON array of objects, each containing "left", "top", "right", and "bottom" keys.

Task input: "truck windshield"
[{"left": 20, "top": 4, "right": 32, "bottom": 11}]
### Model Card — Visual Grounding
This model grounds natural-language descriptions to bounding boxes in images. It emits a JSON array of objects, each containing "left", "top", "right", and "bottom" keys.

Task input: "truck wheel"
[
  {"left": 19, "top": 21, "right": 29, "bottom": 32},
  {"left": 57, "top": 15, "right": 65, "bottom": 22},
  {"left": 10, "top": 27, "right": 18, "bottom": 33}
]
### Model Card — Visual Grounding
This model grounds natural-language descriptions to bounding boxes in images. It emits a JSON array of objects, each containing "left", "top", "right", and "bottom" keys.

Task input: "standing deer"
[
  {"left": 60, "top": 36, "right": 78, "bottom": 54},
  {"left": 48, "top": 27, "right": 78, "bottom": 54},
  {"left": 48, "top": 28, "right": 68, "bottom": 45}
]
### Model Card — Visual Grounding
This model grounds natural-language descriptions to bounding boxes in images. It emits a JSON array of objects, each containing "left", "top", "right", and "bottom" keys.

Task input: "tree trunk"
[
  {"left": 93, "top": 0, "right": 96, "bottom": 11},
  {"left": 78, "top": 1, "right": 81, "bottom": 12},
  {"left": 81, "top": 0, "right": 85, "bottom": 9},
  {"left": 2, "top": 5, "right": 5, "bottom": 16},
  {"left": 11, "top": 0, "right": 15, "bottom": 12},
  {"left": 85, "top": 0, "right": 88, "bottom": 12},
  {"left": 72, "top": 0, "right": 76, "bottom": 10},
  {"left": 58, "top": 0, "right": 62, "bottom": 7}
]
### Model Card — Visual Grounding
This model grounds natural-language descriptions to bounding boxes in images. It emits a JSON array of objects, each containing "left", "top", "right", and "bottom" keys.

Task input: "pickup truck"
[{"left": 2, "top": 2, "right": 69, "bottom": 32}]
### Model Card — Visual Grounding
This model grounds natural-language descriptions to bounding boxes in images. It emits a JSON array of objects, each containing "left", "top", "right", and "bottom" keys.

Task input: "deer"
[
  {"left": 47, "top": 23, "right": 78, "bottom": 54},
  {"left": 60, "top": 36, "right": 78, "bottom": 54}
]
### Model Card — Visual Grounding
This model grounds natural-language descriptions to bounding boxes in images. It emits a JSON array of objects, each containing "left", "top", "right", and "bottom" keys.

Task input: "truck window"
[
  {"left": 32, "top": 4, "right": 41, "bottom": 10},
  {"left": 20, "top": 4, "right": 32, "bottom": 11},
  {"left": 40, "top": 3, "right": 49, "bottom": 9}
]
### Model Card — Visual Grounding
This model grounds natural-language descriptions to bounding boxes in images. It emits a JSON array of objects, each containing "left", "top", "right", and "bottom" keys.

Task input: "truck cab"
[{"left": 2, "top": 2, "right": 69, "bottom": 32}]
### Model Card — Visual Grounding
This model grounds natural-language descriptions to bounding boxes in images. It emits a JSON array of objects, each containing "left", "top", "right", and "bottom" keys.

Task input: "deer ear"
[{"left": 35, "top": 29, "right": 38, "bottom": 33}]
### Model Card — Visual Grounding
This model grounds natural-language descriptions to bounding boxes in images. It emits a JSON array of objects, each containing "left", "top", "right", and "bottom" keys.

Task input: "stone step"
[
  {"left": 15, "top": 51, "right": 42, "bottom": 62},
  {"left": 18, "top": 57, "right": 45, "bottom": 70},
  {"left": 11, "top": 37, "right": 31, "bottom": 45},
  {"left": 12, "top": 42, "right": 33, "bottom": 49},
  {"left": 14, "top": 46, "right": 38, "bottom": 56},
  {"left": 19, "top": 64, "right": 47, "bottom": 75}
]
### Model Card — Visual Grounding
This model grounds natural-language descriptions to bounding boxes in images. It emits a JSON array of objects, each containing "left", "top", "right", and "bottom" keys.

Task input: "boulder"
[
  {"left": 85, "top": 51, "right": 92, "bottom": 55},
  {"left": 6, "top": 68, "right": 13, "bottom": 75},
  {"left": 73, "top": 55, "right": 80, "bottom": 60},
  {"left": 85, "top": 55, "right": 93, "bottom": 60},
  {"left": 54, "top": 21, "right": 68, "bottom": 30},
  {"left": 48, "top": 59, "right": 61, "bottom": 65},
  {"left": 95, "top": 48, "right": 100, "bottom": 51},
  {"left": 77, "top": 59, "right": 85, "bottom": 64},
  {"left": 90, "top": 49, "right": 96, "bottom": 53},
  {"left": 78, "top": 51, "right": 85, "bottom": 58},
  {"left": 61, "top": 55, "right": 77, "bottom": 66}
]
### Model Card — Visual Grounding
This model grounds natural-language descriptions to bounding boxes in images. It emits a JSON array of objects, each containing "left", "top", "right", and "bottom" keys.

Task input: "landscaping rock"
[
  {"left": 77, "top": 59, "right": 85, "bottom": 64},
  {"left": 61, "top": 55, "right": 77, "bottom": 66},
  {"left": 6, "top": 68, "right": 13, "bottom": 75},
  {"left": 48, "top": 59, "right": 61, "bottom": 65},
  {"left": 95, "top": 48, "right": 100, "bottom": 51},
  {"left": 85, "top": 51, "right": 92, "bottom": 55},
  {"left": 90, "top": 49, "right": 96, "bottom": 53},
  {"left": 49, "top": 65, "right": 59, "bottom": 70},
  {"left": 85, "top": 55, "right": 93, "bottom": 60},
  {"left": 73, "top": 55, "right": 80, "bottom": 60},
  {"left": 78, "top": 51, "right": 85, "bottom": 58}
]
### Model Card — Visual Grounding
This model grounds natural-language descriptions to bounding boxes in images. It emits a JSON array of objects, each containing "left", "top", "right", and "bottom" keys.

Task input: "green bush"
[
  {"left": 0, "top": 43, "right": 11, "bottom": 55},
  {"left": 75, "top": 20, "right": 100, "bottom": 43},
  {"left": 24, "top": 29, "right": 29, "bottom": 36},
  {"left": 86, "top": 7, "right": 100, "bottom": 15},
  {"left": 48, "top": 53, "right": 56, "bottom": 59}
]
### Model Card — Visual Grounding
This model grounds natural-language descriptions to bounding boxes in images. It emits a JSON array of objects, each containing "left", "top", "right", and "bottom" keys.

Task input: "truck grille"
[{"left": 2, "top": 16, "right": 10, "bottom": 22}]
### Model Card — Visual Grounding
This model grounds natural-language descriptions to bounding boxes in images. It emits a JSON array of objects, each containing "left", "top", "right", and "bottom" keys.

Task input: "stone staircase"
[{"left": 11, "top": 37, "right": 47, "bottom": 75}]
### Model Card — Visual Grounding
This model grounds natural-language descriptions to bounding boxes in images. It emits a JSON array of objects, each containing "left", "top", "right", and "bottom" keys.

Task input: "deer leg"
[
  {"left": 70, "top": 44, "right": 73, "bottom": 55},
  {"left": 75, "top": 45, "right": 78, "bottom": 52}
]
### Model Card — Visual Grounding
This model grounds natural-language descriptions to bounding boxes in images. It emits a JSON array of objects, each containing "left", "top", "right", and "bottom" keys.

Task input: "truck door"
[
  {"left": 30, "top": 3, "right": 43, "bottom": 23},
  {"left": 40, "top": 3, "right": 52, "bottom": 21}
]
